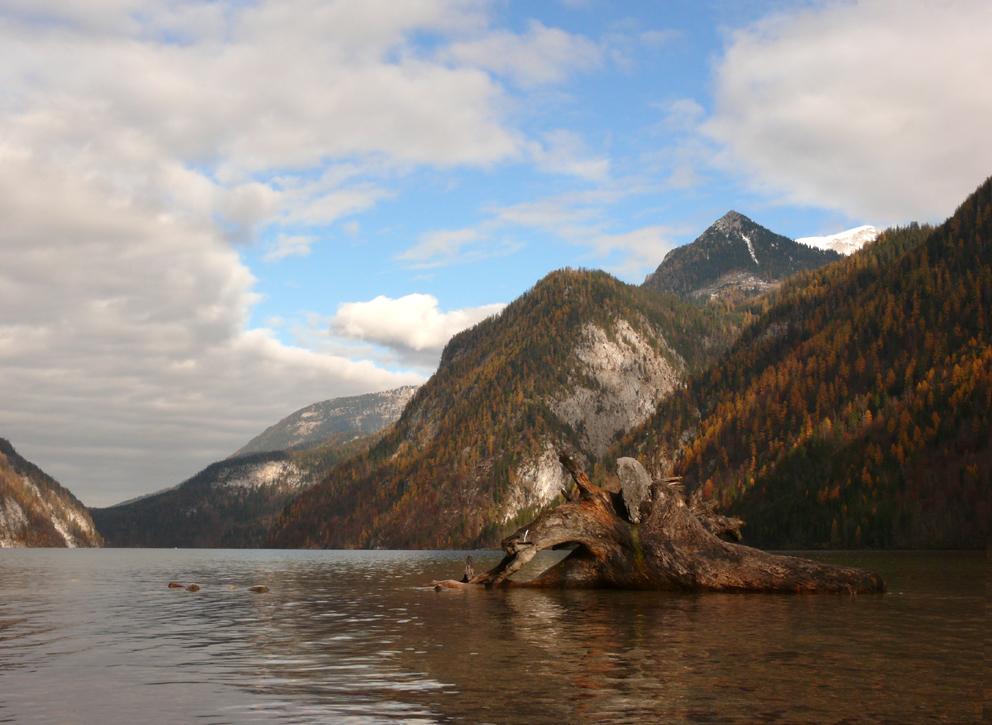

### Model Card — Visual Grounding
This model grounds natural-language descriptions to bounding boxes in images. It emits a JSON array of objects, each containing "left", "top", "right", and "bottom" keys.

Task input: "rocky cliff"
[{"left": 0, "top": 438, "right": 102, "bottom": 548}]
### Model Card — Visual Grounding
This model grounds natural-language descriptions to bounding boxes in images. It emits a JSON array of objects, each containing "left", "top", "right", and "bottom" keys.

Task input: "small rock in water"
[
  {"left": 168, "top": 582, "right": 184, "bottom": 589},
  {"left": 248, "top": 585, "right": 269, "bottom": 594},
  {"left": 228, "top": 585, "right": 239, "bottom": 590},
  {"left": 185, "top": 584, "right": 201, "bottom": 592}
]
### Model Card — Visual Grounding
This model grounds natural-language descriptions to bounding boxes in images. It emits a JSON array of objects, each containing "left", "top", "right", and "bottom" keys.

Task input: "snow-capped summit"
[{"left": 795, "top": 225, "right": 880, "bottom": 256}]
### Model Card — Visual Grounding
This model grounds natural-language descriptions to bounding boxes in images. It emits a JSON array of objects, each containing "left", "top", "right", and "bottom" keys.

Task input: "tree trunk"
[{"left": 432, "top": 454, "right": 885, "bottom": 594}]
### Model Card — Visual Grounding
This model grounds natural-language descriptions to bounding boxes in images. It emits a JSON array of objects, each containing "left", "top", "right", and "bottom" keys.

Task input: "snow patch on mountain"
[
  {"left": 742, "top": 232, "right": 759, "bottom": 264},
  {"left": 796, "top": 226, "right": 879, "bottom": 256},
  {"left": 210, "top": 459, "right": 304, "bottom": 491}
]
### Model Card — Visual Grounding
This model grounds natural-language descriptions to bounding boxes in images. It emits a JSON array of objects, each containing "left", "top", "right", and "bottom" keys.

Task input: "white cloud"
[
  {"left": 443, "top": 19, "right": 601, "bottom": 88},
  {"left": 493, "top": 189, "right": 620, "bottom": 231},
  {"left": 0, "top": 1, "right": 523, "bottom": 189},
  {"left": 397, "top": 228, "right": 484, "bottom": 265},
  {"left": 0, "top": 147, "right": 423, "bottom": 506},
  {"left": 263, "top": 235, "right": 315, "bottom": 263},
  {"left": 331, "top": 294, "right": 506, "bottom": 362},
  {"left": 704, "top": 0, "right": 992, "bottom": 224},
  {"left": 2, "top": 0, "right": 578, "bottom": 504},
  {"left": 0, "top": 1, "right": 620, "bottom": 505},
  {"left": 529, "top": 129, "right": 611, "bottom": 180},
  {"left": 660, "top": 98, "right": 706, "bottom": 133},
  {"left": 587, "top": 226, "right": 677, "bottom": 278},
  {"left": 396, "top": 226, "right": 524, "bottom": 269},
  {"left": 639, "top": 29, "right": 680, "bottom": 48},
  {"left": 490, "top": 188, "right": 673, "bottom": 280}
]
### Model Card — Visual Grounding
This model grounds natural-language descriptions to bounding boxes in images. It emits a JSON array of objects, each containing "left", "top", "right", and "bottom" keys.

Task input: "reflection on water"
[{"left": 0, "top": 549, "right": 983, "bottom": 724}]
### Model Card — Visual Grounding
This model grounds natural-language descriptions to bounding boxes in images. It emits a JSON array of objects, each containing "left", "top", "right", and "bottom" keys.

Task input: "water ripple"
[{"left": 0, "top": 549, "right": 982, "bottom": 724}]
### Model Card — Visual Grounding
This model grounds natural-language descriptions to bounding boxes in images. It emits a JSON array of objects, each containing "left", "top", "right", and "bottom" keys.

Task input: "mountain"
[
  {"left": 268, "top": 269, "right": 744, "bottom": 550},
  {"left": 0, "top": 438, "right": 102, "bottom": 548},
  {"left": 232, "top": 386, "right": 419, "bottom": 457},
  {"left": 90, "top": 433, "right": 376, "bottom": 547},
  {"left": 614, "top": 176, "right": 992, "bottom": 549},
  {"left": 642, "top": 211, "right": 842, "bottom": 301},
  {"left": 796, "top": 225, "right": 880, "bottom": 256},
  {"left": 93, "top": 387, "right": 418, "bottom": 547}
]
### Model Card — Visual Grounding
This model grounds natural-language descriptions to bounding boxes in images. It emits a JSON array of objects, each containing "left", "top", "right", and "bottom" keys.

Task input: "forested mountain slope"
[
  {"left": 616, "top": 177, "right": 991, "bottom": 549},
  {"left": 269, "top": 269, "right": 743, "bottom": 549},
  {"left": 0, "top": 438, "right": 102, "bottom": 547}
]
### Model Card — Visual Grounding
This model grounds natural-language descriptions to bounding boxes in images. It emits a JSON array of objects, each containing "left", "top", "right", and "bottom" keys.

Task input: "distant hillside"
[
  {"left": 232, "top": 386, "right": 418, "bottom": 456},
  {"left": 91, "top": 432, "right": 375, "bottom": 547},
  {"left": 0, "top": 439, "right": 102, "bottom": 548},
  {"left": 642, "top": 211, "right": 841, "bottom": 301},
  {"left": 796, "top": 225, "right": 880, "bottom": 256},
  {"left": 616, "top": 176, "right": 991, "bottom": 549},
  {"left": 269, "top": 269, "right": 744, "bottom": 550}
]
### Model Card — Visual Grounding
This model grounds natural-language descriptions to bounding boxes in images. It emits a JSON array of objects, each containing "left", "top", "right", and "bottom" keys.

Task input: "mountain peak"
[
  {"left": 642, "top": 212, "right": 841, "bottom": 300},
  {"left": 712, "top": 210, "right": 752, "bottom": 235}
]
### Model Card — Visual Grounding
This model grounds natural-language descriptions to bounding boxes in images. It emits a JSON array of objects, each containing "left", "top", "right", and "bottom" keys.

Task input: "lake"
[{"left": 0, "top": 549, "right": 983, "bottom": 724}]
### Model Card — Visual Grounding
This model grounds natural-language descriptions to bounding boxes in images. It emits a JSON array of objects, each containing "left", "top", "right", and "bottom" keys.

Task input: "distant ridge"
[
  {"left": 90, "top": 386, "right": 417, "bottom": 548},
  {"left": 90, "top": 433, "right": 377, "bottom": 548},
  {"left": 232, "top": 386, "right": 419, "bottom": 457},
  {"left": 642, "top": 211, "right": 841, "bottom": 300}
]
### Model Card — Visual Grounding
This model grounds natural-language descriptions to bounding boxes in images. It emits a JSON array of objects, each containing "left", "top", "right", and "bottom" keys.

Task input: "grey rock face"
[{"left": 617, "top": 457, "right": 653, "bottom": 524}]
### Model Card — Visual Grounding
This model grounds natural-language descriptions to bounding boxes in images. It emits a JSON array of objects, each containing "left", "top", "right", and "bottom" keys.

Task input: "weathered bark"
[{"left": 433, "top": 454, "right": 885, "bottom": 594}]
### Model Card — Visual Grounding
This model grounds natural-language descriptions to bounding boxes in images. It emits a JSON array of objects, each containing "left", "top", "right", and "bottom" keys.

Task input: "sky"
[{"left": 2, "top": 0, "right": 990, "bottom": 507}]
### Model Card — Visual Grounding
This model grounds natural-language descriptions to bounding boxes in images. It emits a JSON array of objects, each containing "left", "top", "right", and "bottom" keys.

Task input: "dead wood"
[{"left": 431, "top": 454, "right": 885, "bottom": 594}]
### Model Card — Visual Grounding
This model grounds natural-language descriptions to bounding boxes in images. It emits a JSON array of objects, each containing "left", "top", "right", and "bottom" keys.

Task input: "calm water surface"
[{"left": 0, "top": 549, "right": 983, "bottom": 724}]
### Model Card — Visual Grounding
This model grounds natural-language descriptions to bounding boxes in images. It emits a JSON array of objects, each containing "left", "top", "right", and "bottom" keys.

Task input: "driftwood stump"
[{"left": 432, "top": 453, "right": 885, "bottom": 594}]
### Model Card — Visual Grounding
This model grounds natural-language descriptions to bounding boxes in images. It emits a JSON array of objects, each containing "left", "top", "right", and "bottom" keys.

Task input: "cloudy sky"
[{"left": 2, "top": 0, "right": 989, "bottom": 506}]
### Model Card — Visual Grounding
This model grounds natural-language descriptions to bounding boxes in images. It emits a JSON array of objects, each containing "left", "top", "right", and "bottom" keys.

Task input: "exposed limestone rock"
[
  {"left": 0, "top": 441, "right": 102, "bottom": 548},
  {"left": 549, "top": 320, "right": 681, "bottom": 457},
  {"left": 617, "top": 457, "right": 652, "bottom": 524},
  {"left": 504, "top": 443, "right": 573, "bottom": 522},
  {"left": 501, "top": 318, "right": 683, "bottom": 527}
]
